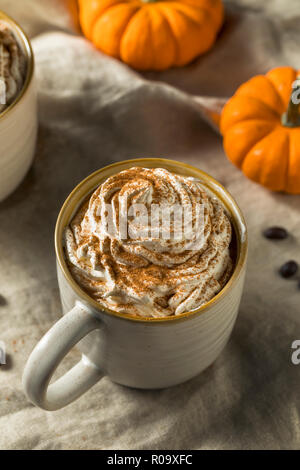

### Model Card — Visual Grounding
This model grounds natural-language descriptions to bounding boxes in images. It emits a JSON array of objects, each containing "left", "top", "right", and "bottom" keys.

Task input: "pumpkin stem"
[{"left": 281, "top": 77, "right": 300, "bottom": 127}]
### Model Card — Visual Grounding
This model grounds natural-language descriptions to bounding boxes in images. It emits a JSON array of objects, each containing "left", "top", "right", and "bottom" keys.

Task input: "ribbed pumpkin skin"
[
  {"left": 220, "top": 66, "right": 300, "bottom": 194},
  {"left": 78, "top": 0, "right": 224, "bottom": 71}
]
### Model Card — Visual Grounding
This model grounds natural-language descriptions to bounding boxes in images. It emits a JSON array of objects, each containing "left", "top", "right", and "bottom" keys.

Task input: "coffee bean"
[
  {"left": 263, "top": 226, "right": 288, "bottom": 240},
  {"left": 279, "top": 260, "right": 298, "bottom": 278}
]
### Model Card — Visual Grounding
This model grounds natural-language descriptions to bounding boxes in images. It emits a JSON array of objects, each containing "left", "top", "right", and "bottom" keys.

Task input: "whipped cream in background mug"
[
  {"left": 23, "top": 159, "right": 247, "bottom": 411},
  {"left": 0, "top": 21, "right": 27, "bottom": 112},
  {"left": 64, "top": 167, "right": 234, "bottom": 318}
]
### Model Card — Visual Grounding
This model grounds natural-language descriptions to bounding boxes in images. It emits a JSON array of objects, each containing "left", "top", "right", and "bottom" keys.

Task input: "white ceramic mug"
[
  {"left": 0, "top": 11, "right": 37, "bottom": 201},
  {"left": 23, "top": 158, "right": 248, "bottom": 411}
]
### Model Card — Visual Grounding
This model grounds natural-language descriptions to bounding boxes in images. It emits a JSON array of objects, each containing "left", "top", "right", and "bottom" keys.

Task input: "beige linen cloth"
[{"left": 0, "top": 0, "right": 299, "bottom": 450}]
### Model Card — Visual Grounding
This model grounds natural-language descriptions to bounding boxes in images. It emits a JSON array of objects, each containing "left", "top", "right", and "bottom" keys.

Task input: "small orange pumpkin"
[
  {"left": 220, "top": 66, "right": 300, "bottom": 194},
  {"left": 78, "top": 0, "right": 224, "bottom": 71}
]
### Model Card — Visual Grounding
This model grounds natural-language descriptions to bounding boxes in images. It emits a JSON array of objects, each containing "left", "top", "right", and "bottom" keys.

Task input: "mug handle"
[{"left": 22, "top": 301, "right": 104, "bottom": 411}]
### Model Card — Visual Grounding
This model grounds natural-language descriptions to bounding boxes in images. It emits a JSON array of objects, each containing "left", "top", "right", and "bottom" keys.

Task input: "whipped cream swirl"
[
  {"left": 0, "top": 22, "right": 27, "bottom": 113},
  {"left": 64, "top": 167, "right": 233, "bottom": 317}
]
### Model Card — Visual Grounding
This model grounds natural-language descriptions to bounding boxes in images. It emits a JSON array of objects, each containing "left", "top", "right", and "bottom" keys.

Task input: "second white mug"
[{"left": 0, "top": 11, "right": 38, "bottom": 202}]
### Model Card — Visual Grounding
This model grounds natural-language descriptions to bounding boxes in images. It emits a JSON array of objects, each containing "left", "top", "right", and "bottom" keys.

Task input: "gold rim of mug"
[
  {"left": 0, "top": 10, "right": 34, "bottom": 119},
  {"left": 55, "top": 158, "right": 248, "bottom": 324}
]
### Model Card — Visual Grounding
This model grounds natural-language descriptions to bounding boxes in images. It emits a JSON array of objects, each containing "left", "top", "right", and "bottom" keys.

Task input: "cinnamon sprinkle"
[{"left": 64, "top": 167, "right": 234, "bottom": 318}]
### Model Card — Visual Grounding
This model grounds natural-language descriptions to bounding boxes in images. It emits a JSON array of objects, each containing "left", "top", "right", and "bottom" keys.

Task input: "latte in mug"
[{"left": 64, "top": 167, "right": 234, "bottom": 318}]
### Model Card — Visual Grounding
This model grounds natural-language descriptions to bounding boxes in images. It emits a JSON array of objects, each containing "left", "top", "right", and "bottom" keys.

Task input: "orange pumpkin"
[
  {"left": 220, "top": 66, "right": 300, "bottom": 194},
  {"left": 78, "top": 0, "right": 224, "bottom": 71}
]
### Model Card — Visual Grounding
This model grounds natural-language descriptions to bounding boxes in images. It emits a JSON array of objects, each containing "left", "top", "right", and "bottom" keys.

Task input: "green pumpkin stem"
[{"left": 281, "top": 76, "right": 300, "bottom": 127}]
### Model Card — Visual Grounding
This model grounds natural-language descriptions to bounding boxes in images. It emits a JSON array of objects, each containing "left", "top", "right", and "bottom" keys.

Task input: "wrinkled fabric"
[{"left": 0, "top": 0, "right": 299, "bottom": 450}]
